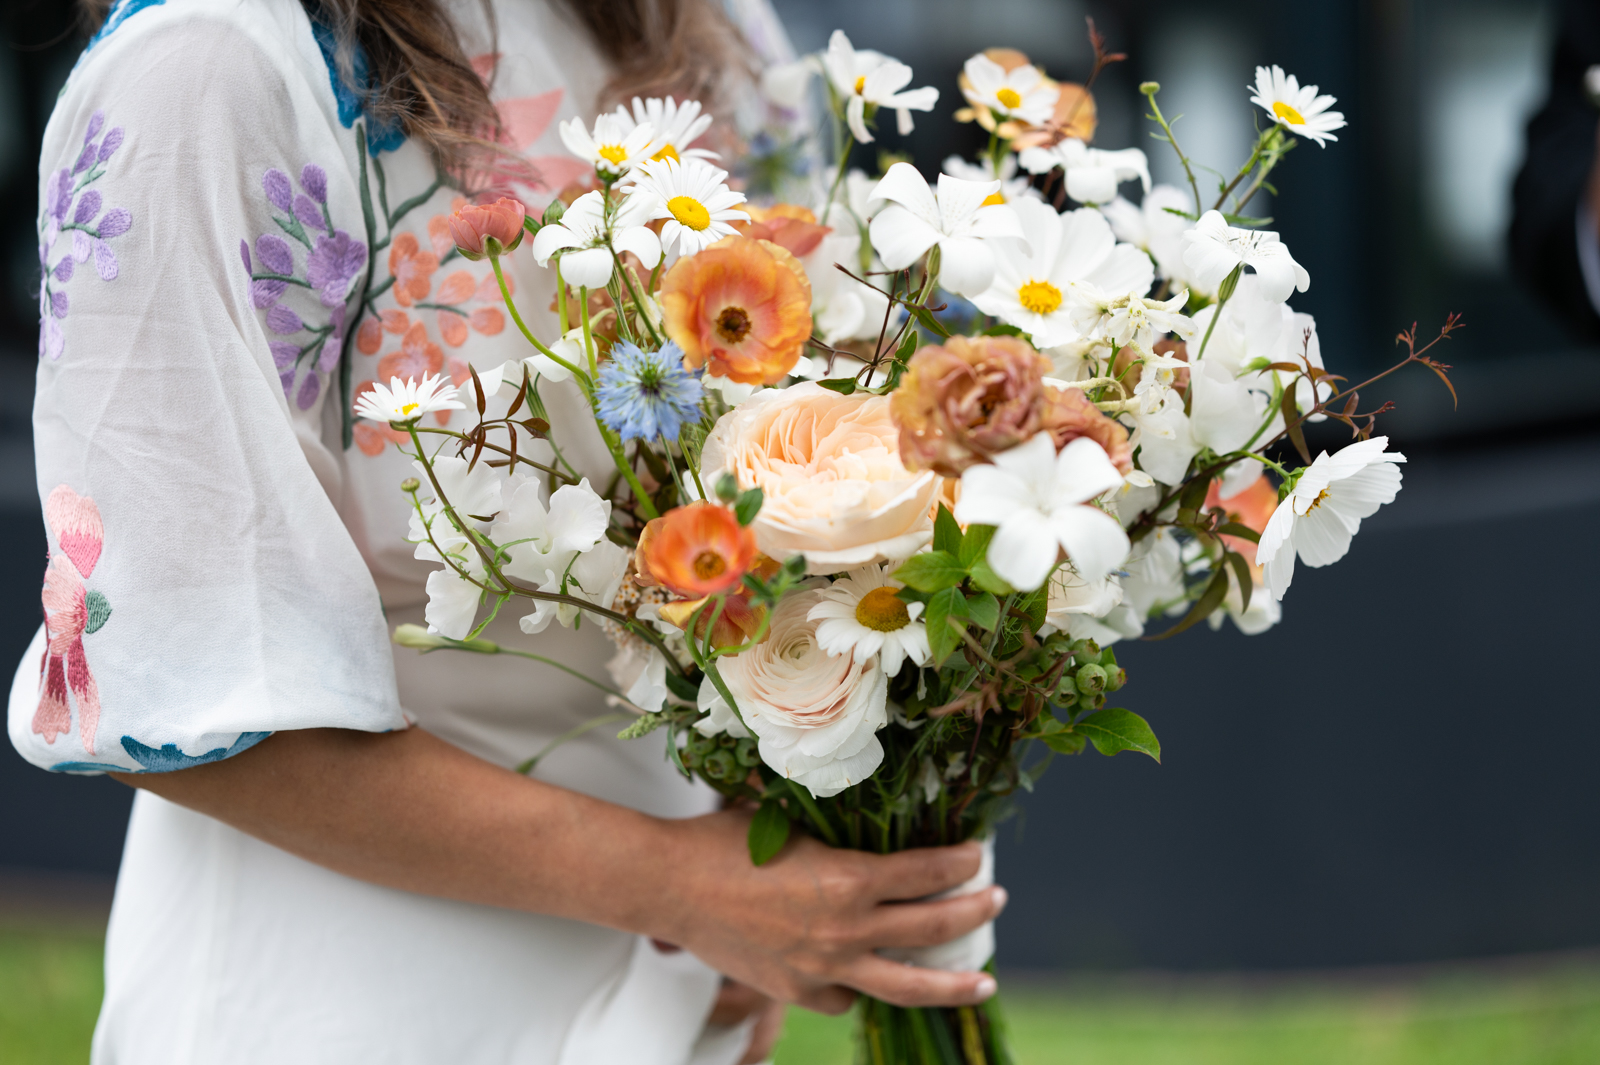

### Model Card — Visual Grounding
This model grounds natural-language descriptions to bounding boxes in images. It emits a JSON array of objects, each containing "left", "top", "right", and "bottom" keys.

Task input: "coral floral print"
[{"left": 37, "top": 485, "right": 111, "bottom": 753}]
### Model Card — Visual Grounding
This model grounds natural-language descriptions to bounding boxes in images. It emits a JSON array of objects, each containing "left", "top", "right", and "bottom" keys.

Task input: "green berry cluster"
[{"left": 680, "top": 728, "right": 763, "bottom": 783}]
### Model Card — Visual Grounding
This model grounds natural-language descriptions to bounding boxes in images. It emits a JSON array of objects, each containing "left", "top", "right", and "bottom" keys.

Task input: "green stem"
[
  {"left": 491, "top": 254, "right": 588, "bottom": 386},
  {"left": 515, "top": 713, "right": 633, "bottom": 774},
  {"left": 579, "top": 286, "right": 598, "bottom": 381},
  {"left": 617, "top": 254, "right": 663, "bottom": 346},
  {"left": 1142, "top": 86, "right": 1203, "bottom": 220},
  {"left": 600, "top": 423, "right": 660, "bottom": 520}
]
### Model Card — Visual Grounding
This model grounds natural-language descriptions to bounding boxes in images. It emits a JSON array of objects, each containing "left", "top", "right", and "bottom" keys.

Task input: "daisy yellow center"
[
  {"left": 981, "top": 191, "right": 1006, "bottom": 207},
  {"left": 1017, "top": 279, "right": 1063, "bottom": 315},
  {"left": 668, "top": 195, "right": 712, "bottom": 231},
  {"left": 856, "top": 586, "right": 911, "bottom": 632},
  {"left": 1272, "top": 100, "right": 1306, "bottom": 126},
  {"left": 716, "top": 306, "right": 752, "bottom": 343},
  {"left": 693, "top": 550, "right": 727, "bottom": 582},
  {"left": 399, "top": 402, "right": 420, "bottom": 416},
  {"left": 995, "top": 87, "right": 1023, "bottom": 110},
  {"left": 854, "top": 75, "right": 867, "bottom": 95},
  {"left": 597, "top": 144, "right": 630, "bottom": 166},
  {"left": 651, "top": 144, "right": 680, "bottom": 163}
]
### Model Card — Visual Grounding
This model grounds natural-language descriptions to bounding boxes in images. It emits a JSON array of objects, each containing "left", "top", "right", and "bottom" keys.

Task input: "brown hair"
[{"left": 79, "top": 0, "right": 747, "bottom": 175}]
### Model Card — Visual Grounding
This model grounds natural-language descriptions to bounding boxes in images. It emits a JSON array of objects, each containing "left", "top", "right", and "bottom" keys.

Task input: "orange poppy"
[
  {"left": 635, "top": 502, "right": 758, "bottom": 599},
  {"left": 658, "top": 235, "right": 812, "bottom": 386},
  {"left": 737, "top": 204, "right": 831, "bottom": 259}
]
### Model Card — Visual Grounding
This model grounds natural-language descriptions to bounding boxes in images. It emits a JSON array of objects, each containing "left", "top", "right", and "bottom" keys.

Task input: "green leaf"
[
  {"left": 967, "top": 556, "right": 1014, "bottom": 596},
  {"left": 981, "top": 323, "right": 1024, "bottom": 337},
  {"left": 892, "top": 550, "right": 967, "bottom": 593},
  {"left": 816, "top": 377, "right": 858, "bottom": 395},
  {"left": 933, "top": 504, "right": 963, "bottom": 556},
  {"left": 1146, "top": 567, "right": 1229, "bottom": 641},
  {"left": 1221, "top": 213, "right": 1273, "bottom": 227},
  {"left": 924, "top": 586, "right": 969, "bottom": 665},
  {"left": 734, "top": 487, "right": 764, "bottom": 526},
  {"left": 1281, "top": 384, "right": 1312, "bottom": 464},
  {"left": 1215, "top": 522, "right": 1260, "bottom": 543},
  {"left": 908, "top": 303, "right": 951, "bottom": 338},
  {"left": 1224, "top": 550, "right": 1253, "bottom": 615},
  {"left": 748, "top": 801, "right": 791, "bottom": 865},
  {"left": 1216, "top": 262, "right": 1244, "bottom": 303},
  {"left": 84, "top": 590, "right": 111, "bottom": 635},
  {"left": 882, "top": 330, "right": 921, "bottom": 392},
  {"left": 1041, "top": 730, "right": 1087, "bottom": 755},
  {"left": 1018, "top": 585, "right": 1049, "bottom": 631},
  {"left": 965, "top": 592, "right": 1000, "bottom": 632},
  {"left": 958, "top": 523, "right": 997, "bottom": 569},
  {"left": 522, "top": 215, "right": 542, "bottom": 236},
  {"left": 1077, "top": 707, "right": 1161, "bottom": 761},
  {"left": 664, "top": 668, "right": 700, "bottom": 703}
]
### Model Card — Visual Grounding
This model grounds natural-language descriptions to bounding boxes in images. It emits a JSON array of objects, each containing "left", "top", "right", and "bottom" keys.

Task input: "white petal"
[
  {"left": 871, "top": 162, "right": 941, "bottom": 227},
  {"left": 869, "top": 204, "right": 942, "bottom": 271},
  {"left": 988, "top": 508, "right": 1060, "bottom": 591},
  {"left": 562, "top": 247, "right": 615, "bottom": 289},
  {"left": 612, "top": 225, "right": 662, "bottom": 269},
  {"left": 936, "top": 236, "right": 997, "bottom": 297},
  {"left": 1047, "top": 505, "right": 1129, "bottom": 580}
]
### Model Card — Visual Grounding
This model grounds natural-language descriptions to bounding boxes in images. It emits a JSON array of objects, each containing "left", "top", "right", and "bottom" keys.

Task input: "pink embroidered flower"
[
  {"left": 38, "top": 485, "right": 109, "bottom": 753},
  {"left": 388, "top": 232, "right": 439, "bottom": 307}
]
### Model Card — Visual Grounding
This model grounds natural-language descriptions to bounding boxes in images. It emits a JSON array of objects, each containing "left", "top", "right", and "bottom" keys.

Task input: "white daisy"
[
  {"left": 1256, "top": 437, "right": 1406, "bottom": 601},
  {"left": 972, "top": 198, "right": 1153, "bottom": 347},
  {"left": 353, "top": 373, "right": 464, "bottom": 425},
  {"left": 1249, "top": 65, "right": 1346, "bottom": 147},
  {"left": 822, "top": 30, "right": 940, "bottom": 144},
  {"left": 528, "top": 189, "right": 662, "bottom": 289},
  {"left": 961, "top": 52, "right": 1059, "bottom": 126},
  {"left": 630, "top": 157, "right": 750, "bottom": 256},
  {"left": 1182, "top": 210, "right": 1310, "bottom": 304},
  {"left": 941, "top": 153, "right": 1039, "bottom": 206},
  {"left": 867, "top": 162, "right": 1026, "bottom": 297},
  {"left": 615, "top": 95, "right": 718, "bottom": 166},
  {"left": 807, "top": 565, "right": 931, "bottom": 677},
  {"left": 1017, "top": 139, "right": 1150, "bottom": 206},
  {"left": 558, "top": 112, "right": 656, "bottom": 181}
]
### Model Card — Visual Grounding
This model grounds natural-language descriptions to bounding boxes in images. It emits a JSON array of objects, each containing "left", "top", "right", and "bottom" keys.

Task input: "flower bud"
[
  {"left": 1140, "top": 81, "right": 1161, "bottom": 95},
  {"left": 542, "top": 199, "right": 566, "bottom": 227},
  {"left": 448, "top": 197, "right": 527, "bottom": 261},
  {"left": 400, "top": 477, "right": 420, "bottom": 493},
  {"left": 735, "top": 738, "right": 761, "bottom": 767},
  {"left": 1104, "top": 665, "right": 1127, "bottom": 692},
  {"left": 1075, "top": 663, "right": 1108, "bottom": 695},
  {"left": 704, "top": 749, "right": 737, "bottom": 781}
]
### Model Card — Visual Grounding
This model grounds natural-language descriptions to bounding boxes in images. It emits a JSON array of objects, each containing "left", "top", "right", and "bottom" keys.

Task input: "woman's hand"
[{"left": 653, "top": 809, "right": 1005, "bottom": 1014}]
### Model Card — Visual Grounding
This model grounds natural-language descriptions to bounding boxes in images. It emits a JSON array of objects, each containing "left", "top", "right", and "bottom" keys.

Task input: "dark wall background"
[{"left": 0, "top": 0, "right": 1595, "bottom": 971}]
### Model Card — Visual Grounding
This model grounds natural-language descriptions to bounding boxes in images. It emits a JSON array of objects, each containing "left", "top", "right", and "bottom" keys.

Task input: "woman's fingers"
[
  {"left": 863, "top": 886, "right": 1007, "bottom": 949},
  {"left": 866, "top": 841, "right": 984, "bottom": 902},
  {"left": 739, "top": 1000, "right": 788, "bottom": 1064},
  {"left": 841, "top": 954, "right": 998, "bottom": 1009},
  {"left": 796, "top": 983, "right": 858, "bottom": 1016}
]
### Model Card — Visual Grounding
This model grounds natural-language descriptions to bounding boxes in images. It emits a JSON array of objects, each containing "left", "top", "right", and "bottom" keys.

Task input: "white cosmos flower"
[
  {"left": 809, "top": 203, "right": 896, "bottom": 344},
  {"left": 354, "top": 373, "right": 464, "bottom": 425},
  {"left": 1018, "top": 140, "right": 1151, "bottom": 206},
  {"left": 528, "top": 189, "right": 662, "bottom": 289},
  {"left": 559, "top": 112, "right": 656, "bottom": 180},
  {"left": 1256, "top": 437, "right": 1406, "bottom": 602},
  {"left": 631, "top": 157, "right": 749, "bottom": 256},
  {"left": 614, "top": 95, "right": 717, "bottom": 165},
  {"left": 953, "top": 433, "right": 1131, "bottom": 593},
  {"left": 807, "top": 565, "right": 930, "bottom": 678},
  {"left": 867, "top": 162, "right": 1026, "bottom": 297},
  {"left": 961, "top": 52, "right": 1058, "bottom": 126},
  {"left": 941, "top": 153, "right": 1039, "bottom": 205},
  {"left": 1100, "top": 185, "right": 1197, "bottom": 287},
  {"left": 1183, "top": 211, "right": 1310, "bottom": 304},
  {"left": 973, "top": 199, "right": 1153, "bottom": 347},
  {"left": 1249, "top": 65, "right": 1347, "bottom": 147},
  {"left": 823, "top": 30, "right": 939, "bottom": 144}
]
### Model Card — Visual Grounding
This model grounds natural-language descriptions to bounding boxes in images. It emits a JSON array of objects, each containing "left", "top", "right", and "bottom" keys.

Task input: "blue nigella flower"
[{"left": 595, "top": 340, "right": 705, "bottom": 443}]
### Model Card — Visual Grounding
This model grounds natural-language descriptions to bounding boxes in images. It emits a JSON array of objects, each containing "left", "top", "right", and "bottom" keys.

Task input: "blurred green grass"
[{"left": 3, "top": 923, "right": 1599, "bottom": 1065}]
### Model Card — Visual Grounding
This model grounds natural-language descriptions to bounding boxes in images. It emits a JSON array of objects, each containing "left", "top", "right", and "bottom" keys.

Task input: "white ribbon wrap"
[{"left": 878, "top": 836, "right": 996, "bottom": 972}]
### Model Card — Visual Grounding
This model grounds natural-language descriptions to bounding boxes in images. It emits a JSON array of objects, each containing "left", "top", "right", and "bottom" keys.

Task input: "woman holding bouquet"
[{"left": 10, "top": 0, "right": 1005, "bottom": 1060}]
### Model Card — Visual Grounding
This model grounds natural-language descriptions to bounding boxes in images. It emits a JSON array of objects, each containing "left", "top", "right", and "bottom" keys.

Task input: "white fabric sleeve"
[{"left": 8, "top": 9, "right": 407, "bottom": 774}]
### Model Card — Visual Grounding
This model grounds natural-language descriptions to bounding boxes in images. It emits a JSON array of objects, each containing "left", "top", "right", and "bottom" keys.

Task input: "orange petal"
[
  {"left": 438, "top": 310, "right": 468, "bottom": 347},
  {"left": 437, "top": 270, "right": 477, "bottom": 305},
  {"left": 356, "top": 317, "right": 384, "bottom": 355},
  {"left": 470, "top": 306, "right": 505, "bottom": 335}
]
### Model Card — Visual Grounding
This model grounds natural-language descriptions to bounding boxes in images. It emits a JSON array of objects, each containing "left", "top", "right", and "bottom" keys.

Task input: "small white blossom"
[
  {"left": 1018, "top": 140, "right": 1151, "bottom": 206},
  {"left": 807, "top": 565, "right": 931, "bottom": 677},
  {"left": 961, "top": 52, "right": 1058, "bottom": 125},
  {"left": 1183, "top": 211, "right": 1310, "bottom": 304},
  {"left": 823, "top": 30, "right": 939, "bottom": 143},
  {"left": 353, "top": 373, "right": 464, "bottom": 425},
  {"left": 614, "top": 95, "right": 717, "bottom": 165},
  {"left": 630, "top": 158, "right": 749, "bottom": 256},
  {"left": 559, "top": 113, "right": 656, "bottom": 180},
  {"left": 868, "top": 162, "right": 1025, "bottom": 297},
  {"left": 941, "top": 153, "right": 1039, "bottom": 205}
]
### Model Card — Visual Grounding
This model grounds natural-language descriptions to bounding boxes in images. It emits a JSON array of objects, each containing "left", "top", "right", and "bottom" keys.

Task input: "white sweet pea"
[
  {"left": 961, "top": 52, "right": 1058, "bottom": 125},
  {"left": 1100, "top": 184, "right": 1197, "bottom": 288},
  {"left": 954, "top": 433, "right": 1131, "bottom": 593},
  {"left": 1123, "top": 390, "right": 1196, "bottom": 486},
  {"left": 868, "top": 163, "right": 1026, "bottom": 297},
  {"left": 822, "top": 30, "right": 939, "bottom": 143},
  {"left": 559, "top": 112, "right": 656, "bottom": 180},
  {"left": 409, "top": 455, "right": 503, "bottom": 639},
  {"left": 971, "top": 199, "right": 1154, "bottom": 347},
  {"left": 1249, "top": 65, "right": 1346, "bottom": 147},
  {"left": 493, "top": 477, "right": 623, "bottom": 634},
  {"left": 695, "top": 674, "right": 751, "bottom": 738},
  {"left": 1256, "top": 437, "right": 1407, "bottom": 601},
  {"left": 1042, "top": 566, "right": 1127, "bottom": 644},
  {"left": 529, "top": 190, "right": 662, "bottom": 289},
  {"left": 1183, "top": 211, "right": 1310, "bottom": 303},
  {"left": 1018, "top": 140, "right": 1151, "bottom": 206},
  {"left": 809, "top": 204, "right": 896, "bottom": 343},
  {"left": 423, "top": 556, "right": 487, "bottom": 640}
]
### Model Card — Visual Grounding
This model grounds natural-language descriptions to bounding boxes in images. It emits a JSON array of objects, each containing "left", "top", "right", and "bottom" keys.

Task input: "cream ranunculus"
[
  {"left": 700, "top": 382, "right": 941, "bottom": 574},
  {"left": 718, "top": 584, "right": 889, "bottom": 798}
]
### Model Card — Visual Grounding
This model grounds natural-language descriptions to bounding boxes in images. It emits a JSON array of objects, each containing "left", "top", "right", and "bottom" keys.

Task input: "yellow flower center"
[
  {"left": 856, "top": 586, "right": 911, "bottom": 632},
  {"left": 1017, "top": 278, "right": 1063, "bottom": 316},
  {"left": 1272, "top": 100, "right": 1306, "bottom": 126},
  {"left": 1305, "top": 487, "right": 1332, "bottom": 512},
  {"left": 716, "top": 306, "right": 752, "bottom": 343},
  {"left": 693, "top": 550, "right": 727, "bottom": 582},
  {"left": 668, "top": 195, "right": 712, "bottom": 231},
  {"left": 995, "top": 87, "right": 1023, "bottom": 110},
  {"left": 981, "top": 191, "right": 1006, "bottom": 207},
  {"left": 651, "top": 144, "right": 680, "bottom": 163},
  {"left": 854, "top": 75, "right": 867, "bottom": 95},
  {"left": 597, "top": 144, "right": 630, "bottom": 167},
  {"left": 399, "top": 402, "right": 420, "bottom": 417}
]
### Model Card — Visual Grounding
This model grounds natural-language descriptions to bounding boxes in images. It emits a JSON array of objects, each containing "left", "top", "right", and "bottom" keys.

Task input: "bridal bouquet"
[{"left": 375, "top": 24, "right": 1455, "bottom": 1064}]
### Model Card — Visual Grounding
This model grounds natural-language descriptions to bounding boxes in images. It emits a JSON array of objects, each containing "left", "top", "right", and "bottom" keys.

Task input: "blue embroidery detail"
[
  {"left": 309, "top": 19, "right": 405, "bottom": 155},
  {"left": 119, "top": 731, "right": 272, "bottom": 772},
  {"left": 49, "top": 761, "right": 130, "bottom": 774},
  {"left": 86, "top": 0, "right": 166, "bottom": 51}
]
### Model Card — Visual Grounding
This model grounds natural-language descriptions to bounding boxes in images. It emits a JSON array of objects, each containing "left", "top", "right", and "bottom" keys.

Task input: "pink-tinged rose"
[
  {"left": 1041, "top": 385, "right": 1132, "bottom": 475},
  {"left": 448, "top": 197, "right": 527, "bottom": 260},
  {"left": 700, "top": 383, "right": 940, "bottom": 574},
  {"left": 717, "top": 584, "right": 888, "bottom": 798}
]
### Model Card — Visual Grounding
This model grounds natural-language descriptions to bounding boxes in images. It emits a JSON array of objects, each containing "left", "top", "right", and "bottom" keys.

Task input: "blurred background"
[{"left": 1, "top": 0, "right": 1598, "bottom": 1059}]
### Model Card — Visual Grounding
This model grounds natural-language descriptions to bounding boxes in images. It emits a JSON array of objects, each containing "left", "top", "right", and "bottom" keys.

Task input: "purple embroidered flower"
[
  {"left": 306, "top": 230, "right": 366, "bottom": 307},
  {"left": 296, "top": 371, "right": 321, "bottom": 410},
  {"left": 98, "top": 209, "right": 131, "bottom": 239},
  {"left": 318, "top": 306, "right": 345, "bottom": 372},
  {"left": 73, "top": 191, "right": 101, "bottom": 226},
  {"left": 255, "top": 234, "right": 294, "bottom": 276},
  {"left": 51, "top": 291, "right": 69, "bottom": 318},
  {"left": 294, "top": 194, "right": 324, "bottom": 231},
  {"left": 268, "top": 341, "right": 299, "bottom": 369},
  {"left": 97, "top": 128, "right": 124, "bottom": 164},
  {"left": 73, "top": 142, "right": 96, "bottom": 175},
  {"left": 92, "top": 241, "right": 118, "bottom": 281},
  {"left": 300, "top": 164, "right": 327, "bottom": 204},
  {"left": 48, "top": 170, "right": 73, "bottom": 225},
  {"left": 279, "top": 369, "right": 295, "bottom": 396},
  {"left": 54, "top": 258, "right": 72, "bottom": 283},
  {"left": 263, "top": 169, "right": 293, "bottom": 212},
  {"left": 71, "top": 231, "right": 91, "bottom": 263},
  {"left": 251, "top": 279, "right": 287, "bottom": 309},
  {"left": 266, "top": 304, "right": 304, "bottom": 335},
  {"left": 39, "top": 315, "right": 63, "bottom": 361},
  {"left": 240, "top": 239, "right": 252, "bottom": 274},
  {"left": 84, "top": 111, "right": 105, "bottom": 144}
]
